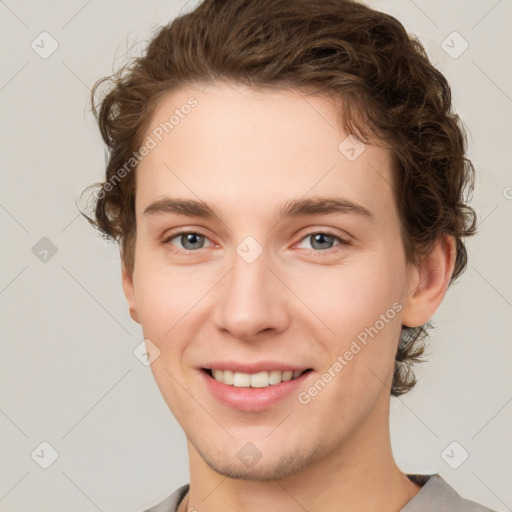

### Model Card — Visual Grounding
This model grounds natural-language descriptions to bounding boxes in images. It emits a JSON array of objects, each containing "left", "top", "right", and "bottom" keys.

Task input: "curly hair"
[{"left": 81, "top": 0, "right": 477, "bottom": 396}]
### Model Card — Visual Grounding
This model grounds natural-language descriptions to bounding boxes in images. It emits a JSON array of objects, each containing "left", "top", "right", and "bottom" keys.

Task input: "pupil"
[
  {"left": 183, "top": 233, "right": 203, "bottom": 249},
  {"left": 312, "top": 233, "right": 332, "bottom": 250}
]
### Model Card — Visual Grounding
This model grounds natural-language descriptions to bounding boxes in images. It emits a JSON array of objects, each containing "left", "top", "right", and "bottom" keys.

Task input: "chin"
[{"left": 199, "top": 444, "right": 319, "bottom": 482}]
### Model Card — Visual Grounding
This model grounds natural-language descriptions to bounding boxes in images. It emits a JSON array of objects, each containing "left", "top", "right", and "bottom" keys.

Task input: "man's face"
[{"left": 124, "top": 82, "right": 413, "bottom": 480}]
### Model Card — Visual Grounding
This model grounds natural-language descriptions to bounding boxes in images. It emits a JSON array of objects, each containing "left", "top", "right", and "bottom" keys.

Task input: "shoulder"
[
  {"left": 142, "top": 483, "right": 189, "bottom": 512},
  {"left": 142, "top": 476, "right": 497, "bottom": 512},
  {"left": 402, "top": 474, "right": 497, "bottom": 512}
]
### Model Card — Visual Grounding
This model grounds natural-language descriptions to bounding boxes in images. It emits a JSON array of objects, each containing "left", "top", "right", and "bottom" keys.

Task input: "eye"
[
  {"left": 162, "top": 229, "right": 349, "bottom": 254},
  {"left": 297, "top": 231, "right": 348, "bottom": 252},
  {"left": 164, "top": 231, "right": 215, "bottom": 251}
]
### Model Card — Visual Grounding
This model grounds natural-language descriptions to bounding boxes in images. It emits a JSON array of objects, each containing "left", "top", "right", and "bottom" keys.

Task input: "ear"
[
  {"left": 121, "top": 262, "right": 141, "bottom": 324},
  {"left": 401, "top": 234, "right": 457, "bottom": 328}
]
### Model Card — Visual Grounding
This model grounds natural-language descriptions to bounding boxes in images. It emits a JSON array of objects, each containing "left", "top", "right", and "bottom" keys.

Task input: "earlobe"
[
  {"left": 401, "top": 234, "right": 456, "bottom": 328},
  {"left": 121, "top": 263, "right": 141, "bottom": 324}
]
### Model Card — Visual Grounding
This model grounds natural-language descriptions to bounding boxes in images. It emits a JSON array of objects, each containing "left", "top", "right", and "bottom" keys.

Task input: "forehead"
[{"left": 135, "top": 82, "right": 395, "bottom": 224}]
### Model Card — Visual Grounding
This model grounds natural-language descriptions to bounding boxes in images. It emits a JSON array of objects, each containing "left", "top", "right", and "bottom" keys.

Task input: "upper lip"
[{"left": 201, "top": 361, "right": 312, "bottom": 373}]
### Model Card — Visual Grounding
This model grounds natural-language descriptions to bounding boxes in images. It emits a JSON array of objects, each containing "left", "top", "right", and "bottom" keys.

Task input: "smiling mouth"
[{"left": 202, "top": 368, "right": 313, "bottom": 388}]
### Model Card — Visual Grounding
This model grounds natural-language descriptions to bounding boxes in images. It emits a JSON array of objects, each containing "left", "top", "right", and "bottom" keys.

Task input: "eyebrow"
[{"left": 143, "top": 196, "right": 374, "bottom": 222}]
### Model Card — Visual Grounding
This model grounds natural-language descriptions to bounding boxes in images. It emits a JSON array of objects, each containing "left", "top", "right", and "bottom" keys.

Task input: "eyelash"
[{"left": 162, "top": 229, "right": 350, "bottom": 256}]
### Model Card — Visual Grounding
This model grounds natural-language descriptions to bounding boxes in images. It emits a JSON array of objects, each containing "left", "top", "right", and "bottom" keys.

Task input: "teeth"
[
  {"left": 268, "top": 370, "right": 283, "bottom": 385},
  {"left": 249, "top": 371, "right": 269, "bottom": 388},
  {"left": 233, "top": 372, "right": 251, "bottom": 387},
  {"left": 223, "top": 369, "right": 234, "bottom": 385},
  {"left": 282, "top": 370, "right": 293, "bottom": 381},
  {"left": 209, "top": 369, "right": 306, "bottom": 387}
]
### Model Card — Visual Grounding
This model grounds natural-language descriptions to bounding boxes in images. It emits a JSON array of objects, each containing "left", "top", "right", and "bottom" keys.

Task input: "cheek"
[
  {"left": 290, "top": 251, "right": 405, "bottom": 402},
  {"left": 132, "top": 258, "right": 220, "bottom": 372},
  {"left": 290, "top": 254, "right": 405, "bottom": 336},
  {"left": 132, "top": 264, "right": 191, "bottom": 342}
]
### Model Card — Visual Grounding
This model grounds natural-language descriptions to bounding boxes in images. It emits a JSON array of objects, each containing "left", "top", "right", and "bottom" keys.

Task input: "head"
[{"left": 82, "top": 0, "right": 476, "bottom": 480}]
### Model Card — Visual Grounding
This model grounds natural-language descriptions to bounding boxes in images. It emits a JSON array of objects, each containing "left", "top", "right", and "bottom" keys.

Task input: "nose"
[{"left": 212, "top": 247, "right": 291, "bottom": 341}]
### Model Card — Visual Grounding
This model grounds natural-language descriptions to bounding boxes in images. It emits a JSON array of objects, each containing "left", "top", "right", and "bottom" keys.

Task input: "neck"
[{"left": 179, "top": 393, "right": 421, "bottom": 512}]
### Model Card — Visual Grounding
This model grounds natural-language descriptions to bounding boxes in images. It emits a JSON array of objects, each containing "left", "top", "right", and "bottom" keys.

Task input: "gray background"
[{"left": 1, "top": 0, "right": 511, "bottom": 511}]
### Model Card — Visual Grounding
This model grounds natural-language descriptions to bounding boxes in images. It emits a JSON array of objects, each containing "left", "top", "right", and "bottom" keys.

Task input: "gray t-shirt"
[{"left": 143, "top": 474, "right": 496, "bottom": 511}]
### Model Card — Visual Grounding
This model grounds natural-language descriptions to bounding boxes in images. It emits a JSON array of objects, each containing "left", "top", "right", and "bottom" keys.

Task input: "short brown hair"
[{"left": 81, "top": 0, "right": 477, "bottom": 396}]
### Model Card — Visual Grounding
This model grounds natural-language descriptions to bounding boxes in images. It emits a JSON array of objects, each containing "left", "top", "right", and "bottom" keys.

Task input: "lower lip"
[{"left": 200, "top": 369, "right": 312, "bottom": 412}]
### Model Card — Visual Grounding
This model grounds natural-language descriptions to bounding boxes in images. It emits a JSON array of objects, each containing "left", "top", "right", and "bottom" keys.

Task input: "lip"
[
  {"left": 200, "top": 360, "right": 311, "bottom": 373},
  {"left": 199, "top": 367, "right": 313, "bottom": 412}
]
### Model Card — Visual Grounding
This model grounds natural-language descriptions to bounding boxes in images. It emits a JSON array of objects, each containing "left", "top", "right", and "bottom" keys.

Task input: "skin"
[{"left": 122, "top": 82, "right": 456, "bottom": 512}]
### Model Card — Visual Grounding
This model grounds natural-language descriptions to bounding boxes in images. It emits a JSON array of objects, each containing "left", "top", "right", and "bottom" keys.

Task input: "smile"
[
  {"left": 200, "top": 367, "right": 314, "bottom": 412},
  {"left": 204, "top": 368, "right": 312, "bottom": 388}
]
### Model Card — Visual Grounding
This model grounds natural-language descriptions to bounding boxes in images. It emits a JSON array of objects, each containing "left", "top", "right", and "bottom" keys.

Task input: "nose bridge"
[{"left": 213, "top": 240, "right": 288, "bottom": 339}]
